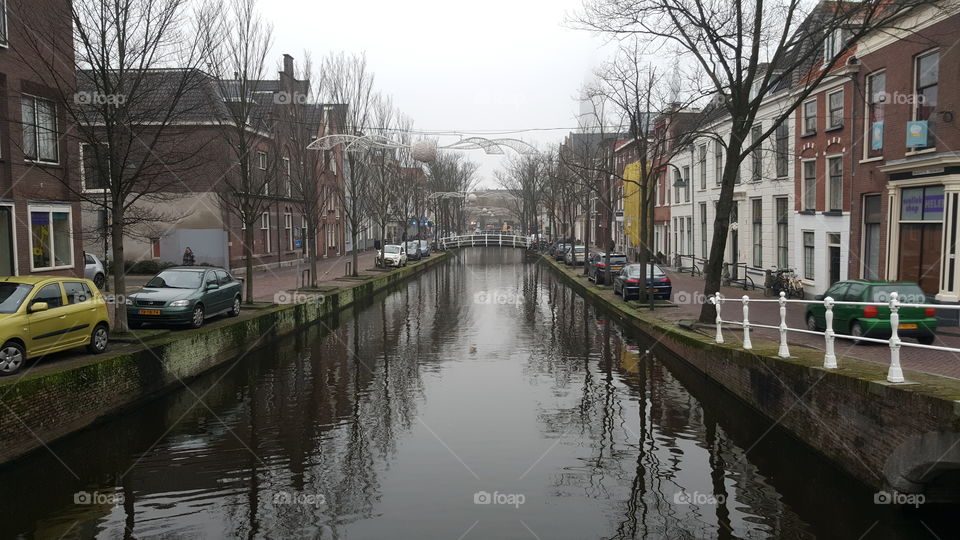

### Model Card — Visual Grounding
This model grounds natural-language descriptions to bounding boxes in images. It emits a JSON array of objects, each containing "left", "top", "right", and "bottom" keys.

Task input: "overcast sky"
[{"left": 268, "top": 0, "right": 611, "bottom": 187}]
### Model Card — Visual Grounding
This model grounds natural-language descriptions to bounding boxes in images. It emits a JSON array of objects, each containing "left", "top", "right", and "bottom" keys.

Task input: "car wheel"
[
  {"left": 806, "top": 313, "right": 821, "bottom": 332},
  {"left": 613, "top": 283, "right": 621, "bottom": 296},
  {"left": 229, "top": 296, "right": 241, "bottom": 317},
  {"left": 87, "top": 323, "right": 109, "bottom": 354},
  {"left": 93, "top": 273, "right": 105, "bottom": 290},
  {"left": 850, "top": 322, "right": 865, "bottom": 345},
  {"left": 190, "top": 304, "right": 205, "bottom": 329},
  {"left": 917, "top": 334, "right": 935, "bottom": 345},
  {"left": 0, "top": 341, "right": 25, "bottom": 375}
]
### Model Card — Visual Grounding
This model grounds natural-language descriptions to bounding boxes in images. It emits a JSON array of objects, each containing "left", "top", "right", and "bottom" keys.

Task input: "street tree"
[
  {"left": 576, "top": 0, "right": 941, "bottom": 321},
  {"left": 201, "top": 0, "right": 275, "bottom": 303},
  {"left": 16, "top": 0, "right": 213, "bottom": 331}
]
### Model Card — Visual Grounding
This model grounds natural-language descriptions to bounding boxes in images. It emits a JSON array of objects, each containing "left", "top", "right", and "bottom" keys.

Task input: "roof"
[{"left": 0, "top": 276, "right": 81, "bottom": 285}]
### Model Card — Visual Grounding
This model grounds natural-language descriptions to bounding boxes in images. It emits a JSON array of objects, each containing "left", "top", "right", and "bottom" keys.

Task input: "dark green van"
[{"left": 805, "top": 281, "right": 936, "bottom": 345}]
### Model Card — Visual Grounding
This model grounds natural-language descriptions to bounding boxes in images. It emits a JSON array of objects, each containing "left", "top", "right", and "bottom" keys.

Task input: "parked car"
[
  {"left": 418, "top": 240, "right": 431, "bottom": 258},
  {"left": 0, "top": 276, "right": 110, "bottom": 375},
  {"left": 564, "top": 245, "right": 586, "bottom": 266},
  {"left": 406, "top": 241, "right": 422, "bottom": 261},
  {"left": 805, "top": 280, "right": 936, "bottom": 344},
  {"left": 552, "top": 243, "right": 568, "bottom": 261},
  {"left": 126, "top": 267, "right": 242, "bottom": 329},
  {"left": 613, "top": 264, "right": 672, "bottom": 301},
  {"left": 588, "top": 252, "right": 629, "bottom": 284},
  {"left": 377, "top": 244, "right": 407, "bottom": 267},
  {"left": 84, "top": 253, "right": 106, "bottom": 290}
]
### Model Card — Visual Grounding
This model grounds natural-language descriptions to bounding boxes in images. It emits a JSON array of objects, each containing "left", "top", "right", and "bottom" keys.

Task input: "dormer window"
[{"left": 823, "top": 28, "right": 844, "bottom": 66}]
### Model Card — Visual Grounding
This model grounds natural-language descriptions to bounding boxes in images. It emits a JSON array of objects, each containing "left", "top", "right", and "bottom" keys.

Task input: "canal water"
[{"left": 1, "top": 249, "right": 950, "bottom": 539}]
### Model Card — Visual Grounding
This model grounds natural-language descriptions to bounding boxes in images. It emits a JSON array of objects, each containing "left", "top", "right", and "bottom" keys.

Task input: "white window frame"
[
  {"left": 823, "top": 28, "right": 843, "bottom": 66},
  {"left": 22, "top": 94, "right": 59, "bottom": 164},
  {"left": 79, "top": 142, "right": 110, "bottom": 193},
  {"left": 260, "top": 212, "right": 269, "bottom": 230},
  {"left": 826, "top": 154, "right": 843, "bottom": 212},
  {"left": 0, "top": 0, "right": 9, "bottom": 48},
  {"left": 282, "top": 157, "right": 292, "bottom": 197},
  {"left": 284, "top": 212, "right": 293, "bottom": 250},
  {"left": 802, "top": 99, "right": 817, "bottom": 135},
  {"left": 0, "top": 201, "right": 18, "bottom": 275},
  {"left": 827, "top": 89, "right": 844, "bottom": 129},
  {"left": 28, "top": 204, "right": 74, "bottom": 272},
  {"left": 257, "top": 151, "right": 267, "bottom": 170},
  {"left": 863, "top": 70, "right": 887, "bottom": 160},
  {"left": 803, "top": 230, "right": 816, "bottom": 280},
  {"left": 802, "top": 158, "right": 817, "bottom": 211}
]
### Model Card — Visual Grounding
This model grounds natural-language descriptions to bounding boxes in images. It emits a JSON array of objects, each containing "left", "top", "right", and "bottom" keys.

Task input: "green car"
[
  {"left": 126, "top": 267, "right": 242, "bottom": 329},
  {"left": 805, "top": 280, "right": 936, "bottom": 344}
]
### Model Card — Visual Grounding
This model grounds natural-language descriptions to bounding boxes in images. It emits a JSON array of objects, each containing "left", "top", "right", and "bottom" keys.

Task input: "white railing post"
[
  {"left": 714, "top": 292, "right": 724, "bottom": 343},
  {"left": 823, "top": 296, "right": 837, "bottom": 369},
  {"left": 887, "top": 291, "right": 905, "bottom": 383},
  {"left": 741, "top": 295, "right": 752, "bottom": 349},
  {"left": 778, "top": 291, "right": 790, "bottom": 358}
]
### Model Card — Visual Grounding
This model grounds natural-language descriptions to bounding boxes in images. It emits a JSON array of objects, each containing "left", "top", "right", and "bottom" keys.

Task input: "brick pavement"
[{"left": 658, "top": 268, "right": 960, "bottom": 380}]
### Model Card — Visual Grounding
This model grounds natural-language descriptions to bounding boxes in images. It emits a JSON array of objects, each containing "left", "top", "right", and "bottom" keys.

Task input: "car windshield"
[
  {"left": 145, "top": 270, "right": 204, "bottom": 289},
  {"left": 625, "top": 265, "right": 665, "bottom": 278},
  {"left": 384, "top": 246, "right": 400, "bottom": 254},
  {"left": 871, "top": 285, "right": 926, "bottom": 304},
  {"left": 574, "top": 246, "right": 585, "bottom": 253},
  {"left": 0, "top": 283, "right": 33, "bottom": 314},
  {"left": 601, "top": 255, "right": 628, "bottom": 264}
]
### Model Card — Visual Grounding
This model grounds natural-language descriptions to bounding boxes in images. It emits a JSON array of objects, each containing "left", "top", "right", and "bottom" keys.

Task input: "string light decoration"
[{"left": 306, "top": 134, "right": 537, "bottom": 162}]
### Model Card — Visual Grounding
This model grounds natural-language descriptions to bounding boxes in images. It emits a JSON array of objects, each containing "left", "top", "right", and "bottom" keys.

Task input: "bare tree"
[
  {"left": 323, "top": 52, "right": 377, "bottom": 276},
  {"left": 15, "top": 0, "right": 213, "bottom": 331},
  {"left": 365, "top": 95, "right": 402, "bottom": 262},
  {"left": 201, "top": 0, "right": 274, "bottom": 303},
  {"left": 496, "top": 153, "right": 547, "bottom": 238},
  {"left": 426, "top": 152, "right": 479, "bottom": 238},
  {"left": 577, "top": 0, "right": 938, "bottom": 321}
]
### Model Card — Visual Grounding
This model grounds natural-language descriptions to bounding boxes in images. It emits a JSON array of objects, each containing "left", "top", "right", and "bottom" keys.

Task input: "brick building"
[{"left": 0, "top": 0, "right": 83, "bottom": 277}]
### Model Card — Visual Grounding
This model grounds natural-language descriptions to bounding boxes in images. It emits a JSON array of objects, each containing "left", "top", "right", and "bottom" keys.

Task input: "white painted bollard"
[
  {"left": 778, "top": 292, "right": 790, "bottom": 358},
  {"left": 714, "top": 292, "right": 724, "bottom": 344},
  {"left": 741, "top": 295, "right": 752, "bottom": 349},
  {"left": 823, "top": 296, "right": 837, "bottom": 369},
  {"left": 887, "top": 291, "right": 905, "bottom": 383}
]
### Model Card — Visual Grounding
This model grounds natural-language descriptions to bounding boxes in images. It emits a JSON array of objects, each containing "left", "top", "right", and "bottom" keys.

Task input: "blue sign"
[
  {"left": 294, "top": 239, "right": 303, "bottom": 248},
  {"left": 906, "top": 121, "right": 929, "bottom": 148},
  {"left": 871, "top": 121, "right": 883, "bottom": 151}
]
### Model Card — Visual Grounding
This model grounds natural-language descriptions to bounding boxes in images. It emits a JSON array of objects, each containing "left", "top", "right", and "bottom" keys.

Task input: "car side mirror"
[
  {"left": 29, "top": 302, "right": 49, "bottom": 313},
  {"left": 814, "top": 294, "right": 825, "bottom": 301},
  {"left": 206, "top": 282, "right": 220, "bottom": 290}
]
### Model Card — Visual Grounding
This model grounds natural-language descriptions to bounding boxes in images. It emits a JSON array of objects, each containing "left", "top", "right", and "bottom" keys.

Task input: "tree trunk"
[
  {"left": 244, "top": 225, "right": 254, "bottom": 304},
  {"left": 698, "top": 134, "right": 746, "bottom": 322},
  {"left": 309, "top": 225, "right": 318, "bottom": 288},
  {"left": 111, "top": 207, "right": 128, "bottom": 333},
  {"left": 351, "top": 229, "right": 359, "bottom": 277}
]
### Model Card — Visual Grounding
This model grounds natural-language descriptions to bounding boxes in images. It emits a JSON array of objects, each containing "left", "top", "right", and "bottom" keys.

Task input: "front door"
[
  {"left": 0, "top": 206, "right": 13, "bottom": 275},
  {"left": 899, "top": 223, "right": 942, "bottom": 294},
  {"left": 26, "top": 283, "right": 68, "bottom": 355}
]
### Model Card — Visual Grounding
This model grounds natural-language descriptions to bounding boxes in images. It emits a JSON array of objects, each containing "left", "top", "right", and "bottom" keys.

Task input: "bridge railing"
[
  {"left": 439, "top": 234, "right": 531, "bottom": 250},
  {"left": 708, "top": 291, "right": 953, "bottom": 383}
]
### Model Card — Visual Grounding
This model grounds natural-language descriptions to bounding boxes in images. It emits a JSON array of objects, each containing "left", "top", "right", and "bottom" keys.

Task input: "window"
[
  {"left": 282, "top": 157, "right": 292, "bottom": 197},
  {"left": 700, "top": 203, "right": 707, "bottom": 258},
  {"left": 803, "top": 160, "right": 817, "bottom": 211},
  {"left": 803, "top": 100, "right": 817, "bottom": 135},
  {"left": 32, "top": 283, "right": 64, "bottom": 309},
  {"left": 750, "top": 124, "right": 762, "bottom": 182},
  {"left": 80, "top": 143, "right": 110, "bottom": 192},
  {"left": 803, "top": 231, "right": 815, "bottom": 280},
  {"left": 63, "top": 282, "right": 92, "bottom": 304},
  {"left": 0, "top": 0, "right": 8, "bottom": 46},
  {"left": 22, "top": 95, "right": 59, "bottom": 163},
  {"left": 260, "top": 212, "right": 269, "bottom": 229},
  {"left": 865, "top": 71, "right": 886, "bottom": 158},
  {"left": 752, "top": 198, "right": 762, "bottom": 267},
  {"left": 714, "top": 140, "right": 723, "bottom": 185},
  {"left": 828, "top": 90, "right": 844, "bottom": 129},
  {"left": 913, "top": 50, "right": 938, "bottom": 149},
  {"left": 698, "top": 145, "right": 707, "bottom": 189},
  {"left": 776, "top": 198, "right": 789, "bottom": 268},
  {"left": 686, "top": 216, "right": 693, "bottom": 255},
  {"left": 774, "top": 121, "right": 789, "bottom": 178},
  {"left": 682, "top": 165, "right": 690, "bottom": 201},
  {"left": 674, "top": 170, "right": 681, "bottom": 203},
  {"left": 828, "top": 156, "right": 842, "bottom": 211},
  {"left": 862, "top": 195, "right": 882, "bottom": 280},
  {"left": 30, "top": 207, "right": 73, "bottom": 270},
  {"left": 216, "top": 270, "right": 231, "bottom": 286},
  {"left": 257, "top": 151, "right": 267, "bottom": 170},
  {"left": 823, "top": 28, "right": 843, "bottom": 65},
  {"left": 284, "top": 212, "right": 293, "bottom": 250}
]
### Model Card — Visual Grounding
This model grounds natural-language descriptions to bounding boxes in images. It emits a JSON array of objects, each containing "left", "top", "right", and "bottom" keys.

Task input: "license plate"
[
  {"left": 139, "top": 309, "right": 161, "bottom": 315},
  {"left": 647, "top": 288, "right": 658, "bottom": 293},
  {"left": 898, "top": 323, "right": 918, "bottom": 329}
]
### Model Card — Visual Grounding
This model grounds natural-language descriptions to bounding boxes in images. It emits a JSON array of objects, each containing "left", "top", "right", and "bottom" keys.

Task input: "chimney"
[{"left": 283, "top": 54, "right": 294, "bottom": 76}]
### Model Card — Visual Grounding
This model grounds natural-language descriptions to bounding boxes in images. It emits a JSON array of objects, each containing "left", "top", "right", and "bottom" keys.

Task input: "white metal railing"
[
  {"left": 708, "top": 291, "right": 955, "bottom": 383},
  {"left": 439, "top": 234, "right": 531, "bottom": 250}
]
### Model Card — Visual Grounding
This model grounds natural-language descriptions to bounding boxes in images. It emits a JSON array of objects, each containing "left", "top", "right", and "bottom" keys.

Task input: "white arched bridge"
[{"left": 438, "top": 234, "right": 532, "bottom": 249}]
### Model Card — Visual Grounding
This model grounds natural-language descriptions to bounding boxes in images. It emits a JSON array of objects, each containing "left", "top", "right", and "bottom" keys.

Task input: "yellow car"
[{"left": 0, "top": 276, "right": 111, "bottom": 375}]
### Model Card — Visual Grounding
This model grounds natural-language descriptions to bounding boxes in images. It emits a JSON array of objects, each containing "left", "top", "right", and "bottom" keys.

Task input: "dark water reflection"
[{"left": 1, "top": 248, "right": 951, "bottom": 539}]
